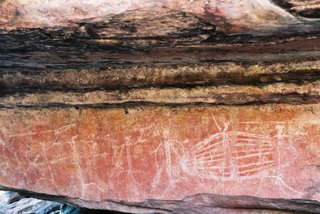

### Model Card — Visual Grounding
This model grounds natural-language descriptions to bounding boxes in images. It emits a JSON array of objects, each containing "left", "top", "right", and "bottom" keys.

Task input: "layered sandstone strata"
[{"left": 0, "top": 0, "right": 319, "bottom": 213}]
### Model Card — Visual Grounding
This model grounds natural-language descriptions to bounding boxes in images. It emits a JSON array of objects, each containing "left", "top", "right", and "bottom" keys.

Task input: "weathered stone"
[
  {"left": 0, "top": 0, "right": 310, "bottom": 32},
  {"left": 0, "top": 191, "right": 21, "bottom": 205},
  {"left": 272, "top": 0, "right": 320, "bottom": 18},
  {"left": 0, "top": 104, "right": 319, "bottom": 212},
  {"left": 0, "top": 0, "right": 319, "bottom": 213},
  {"left": 0, "top": 191, "right": 62, "bottom": 214}
]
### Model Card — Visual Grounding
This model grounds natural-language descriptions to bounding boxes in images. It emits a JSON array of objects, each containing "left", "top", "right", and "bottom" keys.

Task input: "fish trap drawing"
[{"left": 179, "top": 131, "right": 276, "bottom": 181}]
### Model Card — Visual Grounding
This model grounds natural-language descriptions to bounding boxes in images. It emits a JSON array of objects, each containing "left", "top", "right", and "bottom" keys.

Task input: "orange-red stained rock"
[{"left": 0, "top": 104, "right": 319, "bottom": 203}]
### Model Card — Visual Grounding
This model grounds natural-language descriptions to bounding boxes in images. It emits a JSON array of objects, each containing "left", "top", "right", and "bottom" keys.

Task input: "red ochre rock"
[{"left": 0, "top": 104, "right": 320, "bottom": 212}]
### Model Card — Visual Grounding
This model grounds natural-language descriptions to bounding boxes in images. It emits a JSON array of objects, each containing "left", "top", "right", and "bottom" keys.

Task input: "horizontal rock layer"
[
  {"left": 0, "top": 104, "right": 319, "bottom": 212},
  {"left": 0, "top": 0, "right": 317, "bottom": 32},
  {"left": 272, "top": 0, "right": 320, "bottom": 18},
  {"left": 0, "top": 81, "right": 320, "bottom": 108}
]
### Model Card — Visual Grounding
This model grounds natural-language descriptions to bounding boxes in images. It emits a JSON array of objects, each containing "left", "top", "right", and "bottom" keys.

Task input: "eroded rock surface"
[
  {"left": 0, "top": 104, "right": 319, "bottom": 212},
  {"left": 0, "top": 1, "right": 319, "bottom": 213},
  {"left": 0, "top": 0, "right": 303, "bottom": 32},
  {"left": 0, "top": 191, "right": 64, "bottom": 214}
]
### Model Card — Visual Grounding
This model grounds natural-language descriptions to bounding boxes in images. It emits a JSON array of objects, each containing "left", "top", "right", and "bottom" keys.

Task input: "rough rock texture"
[
  {"left": 0, "top": 0, "right": 320, "bottom": 213},
  {"left": 0, "top": 0, "right": 309, "bottom": 32},
  {"left": 0, "top": 104, "right": 320, "bottom": 213},
  {"left": 272, "top": 0, "right": 320, "bottom": 18},
  {"left": 0, "top": 191, "right": 84, "bottom": 214},
  {"left": 0, "top": 196, "right": 62, "bottom": 214}
]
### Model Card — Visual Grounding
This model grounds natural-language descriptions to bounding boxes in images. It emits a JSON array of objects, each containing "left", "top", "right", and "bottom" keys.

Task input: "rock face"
[
  {"left": 0, "top": 192, "right": 62, "bottom": 214},
  {"left": 0, "top": 0, "right": 305, "bottom": 31},
  {"left": 0, "top": 0, "right": 320, "bottom": 213},
  {"left": 0, "top": 191, "right": 82, "bottom": 214},
  {"left": 0, "top": 105, "right": 320, "bottom": 212}
]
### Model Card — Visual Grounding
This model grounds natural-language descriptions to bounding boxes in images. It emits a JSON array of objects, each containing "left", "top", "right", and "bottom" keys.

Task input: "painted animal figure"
[
  {"left": 176, "top": 124, "right": 302, "bottom": 196},
  {"left": 0, "top": 0, "right": 317, "bottom": 33},
  {"left": 179, "top": 131, "right": 276, "bottom": 181}
]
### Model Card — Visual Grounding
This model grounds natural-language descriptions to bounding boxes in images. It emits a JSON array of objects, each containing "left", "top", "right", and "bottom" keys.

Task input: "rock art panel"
[{"left": 0, "top": 104, "right": 319, "bottom": 204}]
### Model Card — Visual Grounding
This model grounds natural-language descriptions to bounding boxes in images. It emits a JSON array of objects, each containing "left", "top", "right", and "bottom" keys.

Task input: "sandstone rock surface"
[
  {"left": 0, "top": 104, "right": 319, "bottom": 213},
  {"left": 0, "top": 0, "right": 320, "bottom": 213}
]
